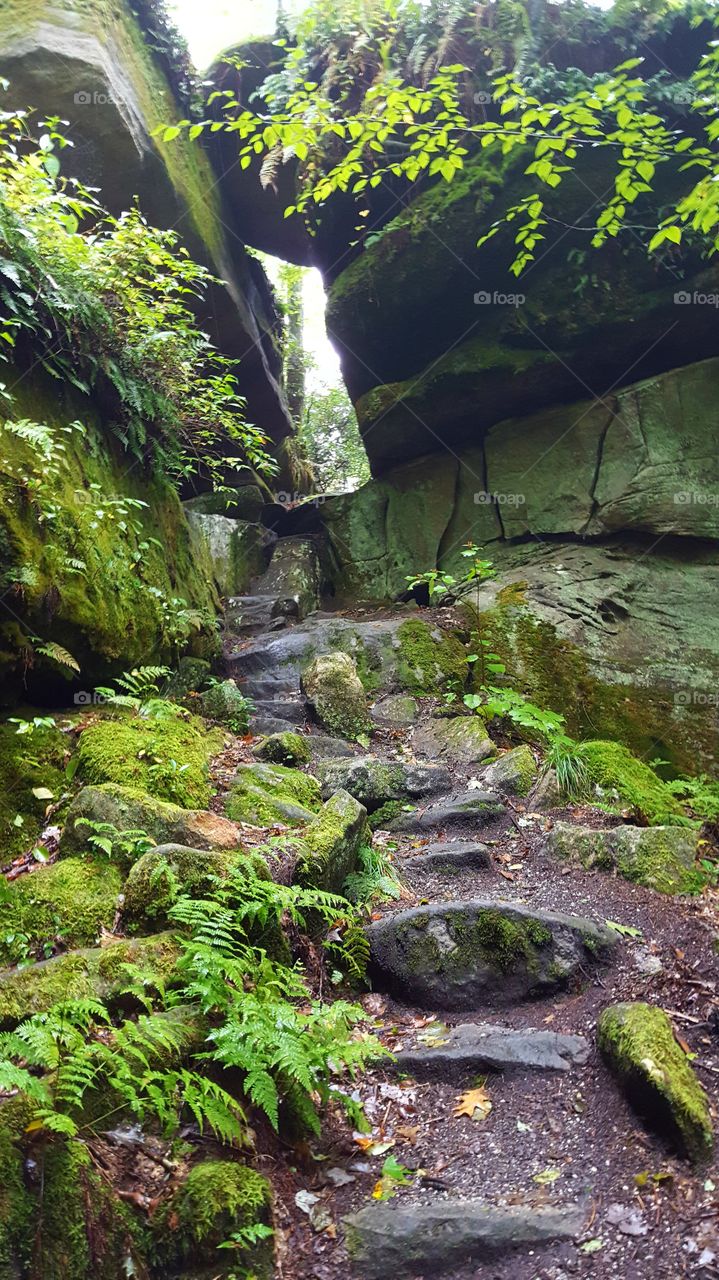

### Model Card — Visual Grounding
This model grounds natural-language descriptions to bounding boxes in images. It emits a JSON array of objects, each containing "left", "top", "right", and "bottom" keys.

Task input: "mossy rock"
[
  {"left": 577, "top": 741, "right": 684, "bottom": 825},
  {"left": 253, "top": 731, "right": 311, "bottom": 766},
  {"left": 366, "top": 900, "right": 617, "bottom": 1009},
  {"left": 315, "top": 755, "right": 451, "bottom": 813},
  {"left": 293, "top": 790, "right": 370, "bottom": 894},
  {"left": 0, "top": 717, "right": 70, "bottom": 863},
  {"left": 123, "top": 844, "right": 249, "bottom": 929},
  {"left": 368, "top": 800, "right": 406, "bottom": 831},
  {"left": 412, "top": 715, "right": 495, "bottom": 764},
  {"left": 0, "top": 1126, "right": 32, "bottom": 1280},
  {"left": 75, "top": 714, "right": 223, "bottom": 809},
  {"left": 394, "top": 619, "right": 469, "bottom": 696},
  {"left": 0, "top": 859, "right": 122, "bottom": 966},
  {"left": 302, "top": 651, "right": 371, "bottom": 739},
  {"left": 0, "top": 931, "right": 180, "bottom": 1028},
  {"left": 548, "top": 822, "right": 705, "bottom": 895},
  {"left": 598, "top": 1002, "right": 714, "bottom": 1163},
  {"left": 225, "top": 761, "right": 321, "bottom": 827},
  {"left": 61, "top": 784, "right": 242, "bottom": 855},
  {"left": 200, "top": 679, "right": 251, "bottom": 733},
  {"left": 479, "top": 745, "right": 537, "bottom": 796},
  {"left": 151, "top": 1159, "right": 272, "bottom": 1278}
]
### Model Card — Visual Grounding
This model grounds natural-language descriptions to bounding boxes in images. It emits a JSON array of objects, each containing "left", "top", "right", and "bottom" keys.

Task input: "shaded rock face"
[
  {"left": 0, "top": 0, "right": 291, "bottom": 445},
  {"left": 366, "top": 900, "right": 616, "bottom": 1009},
  {"left": 548, "top": 823, "right": 704, "bottom": 896}
]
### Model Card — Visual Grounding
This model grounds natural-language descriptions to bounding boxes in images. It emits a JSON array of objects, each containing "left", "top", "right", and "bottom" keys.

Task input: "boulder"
[
  {"left": 387, "top": 791, "right": 504, "bottom": 834},
  {"left": 123, "top": 845, "right": 249, "bottom": 929},
  {"left": 345, "top": 1199, "right": 587, "bottom": 1279},
  {"left": 477, "top": 745, "right": 537, "bottom": 796},
  {"left": 184, "top": 513, "right": 276, "bottom": 597},
  {"left": 183, "top": 484, "right": 267, "bottom": 523},
  {"left": 200, "top": 679, "right": 251, "bottom": 733},
  {"left": 547, "top": 822, "right": 704, "bottom": 895},
  {"left": 74, "top": 715, "right": 222, "bottom": 809},
  {"left": 251, "top": 536, "right": 320, "bottom": 621},
  {"left": 314, "top": 756, "right": 451, "bottom": 811},
  {"left": 62, "top": 785, "right": 243, "bottom": 854},
  {"left": 0, "top": 860, "right": 122, "bottom": 966},
  {"left": 366, "top": 900, "right": 617, "bottom": 1009},
  {"left": 0, "top": 933, "right": 180, "bottom": 1028},
  {"left": 293, "top": 790, "right": 370, "bottom": 894},
  {"left": 370, "top": 694, "right": 419, "bottom": 726},
  {"left": 151, "top": 1160, "right": 273, "bottom": 1277},
  {"left": 225, "top": 761, "right": 321, "bottom": 827},
  {"left": 598, "top": 1002, "right": 713, "bottom": 1163},
  {"left": 412, "top": 717, "right": 495, "bottom": 765},
  {"left": 302, "top": 652, "right": 371, "bottom": 739},
  {"left": 253, "top": 731, "right": 311, "bottom": 766},
  {"left": 393, "top": 1022, "right": 590, "bottom": 1081}
]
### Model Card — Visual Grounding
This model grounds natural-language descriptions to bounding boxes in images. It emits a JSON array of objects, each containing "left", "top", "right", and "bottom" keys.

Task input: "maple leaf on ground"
[{"left": 453, "top": 1086, "right": 492, "bottom": 1122}]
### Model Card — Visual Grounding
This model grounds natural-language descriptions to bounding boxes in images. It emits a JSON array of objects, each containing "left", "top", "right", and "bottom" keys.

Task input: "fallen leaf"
[
  {"left": 533, "top": 1167, "right": 561, "bottom": 1185},
  {"left": 516, "top": 1119, "right": 532, "bottom": 1133},
  {"left": 454, "top": 1087, "right": 492, "bottom": 1122},
  {"left": 294, "top": 1190, "right": 319, "bottom": 1215},
  {"left": 606, "top": 1202, "right": 648, "bottom": 1236},
  {"left": 396, "top": 1124, "right": 419, "bottom": 1144},
  {"left": 325, "top": 1167, "right": 356, "bottom": 1187},
  {"left": 31, "top": 787, "right": 54, "bottom": 800},
  {"left": 581, "top": 1238, "right": 604, "bottom": 1254}
]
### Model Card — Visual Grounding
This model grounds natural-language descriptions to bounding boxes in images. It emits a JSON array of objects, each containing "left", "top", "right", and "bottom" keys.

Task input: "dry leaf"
[
  {"left": 453, "top": 1087, "right": 492, "bottom": 1122},
  {"left": 396, "top": 1124, "right": 419, "bottom": 1144}
]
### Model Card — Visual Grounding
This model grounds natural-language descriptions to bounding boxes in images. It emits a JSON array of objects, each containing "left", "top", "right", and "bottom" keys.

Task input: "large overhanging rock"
[{"left": 0, "top": 0, "right": 291, "bottom": 445}]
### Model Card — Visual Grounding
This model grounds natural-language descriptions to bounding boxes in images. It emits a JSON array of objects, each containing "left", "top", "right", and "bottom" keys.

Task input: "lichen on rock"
[{"left": 302, "top": 651, "right": 372, "bottom": 739}]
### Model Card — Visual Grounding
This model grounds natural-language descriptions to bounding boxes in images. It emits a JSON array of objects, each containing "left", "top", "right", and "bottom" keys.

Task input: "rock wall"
[{"left": 0, "top": 0, "right": 292, "bottom": 446}]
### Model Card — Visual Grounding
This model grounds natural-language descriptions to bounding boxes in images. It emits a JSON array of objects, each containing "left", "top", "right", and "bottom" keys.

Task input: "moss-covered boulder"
[
  {"left": 478, "top": 745, "right": 537, "bottom": 797},
  {"left": 0, "top": 932, "right": 180, "bottom": 1028},
  {"left": 548, "top": 822, "right": 704, "bottom": 895},
  {"left": 75, "top": 714, "right": 223, "bottom": 809},
  {"left": 315, "top": 755, "right": 451, "bottom": 812},
  {"left": 302, "top": 652, "right": 371, "bottom": 739},
  {"left": 412, "top": 716, "right": 495, "bottom": 765},
  {"left": 366, "top": 900, "right": 617, "bottom": 1009},
  {"left": 225, "top": 761, "right": 321, "bottom": 827},
  {"left": 199, "top": 678, "right": 251, "bottom": 732},
  {"left": 576, "top": 741, "right": 684, "bottom": 824},
  {"left": 293, "top": 790, "right": 370, "bottom": 894},
  {"left": 598, "top": 1002, "right": 714, "bottom": 1163},
  {"left": 0, "top": 859, "right": 122, "bottom": 966},
  {"left": 370, "top": 693, "right": 419, "bottom": 726},
  {"left": 0, "top": 718, "right": 70, "bottom": 864},
  {"left": 151, "top": 1160, "right": 272, "bottom": 1278},
  {"left": 61, "top": 785, "right": 243, "bottom": 855},
  {"left": 253, "top": 730, "right": 311, "bottom": 766},
  {"left": 394, "top": 619, "right": 468, "bottom": 696},
  {"left": 123, "top": 844, "right": 248, "bottom": 929}
]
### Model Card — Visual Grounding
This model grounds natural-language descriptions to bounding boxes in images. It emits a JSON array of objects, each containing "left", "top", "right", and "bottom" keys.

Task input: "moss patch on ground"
[
  {"left": 598, "top": 1002, "right": 714, "bottom": 1163},
  {"left": 0, "top": 859, "right": 121, "bottom": 966},
  {"left": 76, "top": 714, "right": 223, "bottom": 809},
  {"left": 0, "top": 718, "right": 70, "bottom": 862},
  {"left": 123, "top": 844, "right": 249, "bottom": 929}
]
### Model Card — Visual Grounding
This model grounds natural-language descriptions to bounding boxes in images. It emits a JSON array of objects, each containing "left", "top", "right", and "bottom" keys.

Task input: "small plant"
[
  {"left": 372, "top": 1154, "right": 414, "bottom": 1201},
  {"left": 74, "top": 818, "right": 155, "bottom": 862},
  {"left": 344, "top": 843, "right": 403, "bottom": 906}
]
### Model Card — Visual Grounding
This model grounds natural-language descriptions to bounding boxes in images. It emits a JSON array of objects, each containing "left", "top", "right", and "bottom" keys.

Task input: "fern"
[{"left": 344, "top": 843, "right": 403, "bottom": 906}]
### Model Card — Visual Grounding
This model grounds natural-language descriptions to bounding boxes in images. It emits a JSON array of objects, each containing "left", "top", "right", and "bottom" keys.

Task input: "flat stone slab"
[
  {"left": 316, "top": 756, "right": 452, "bottom": 810},
  {"left": 387, "top": 790, "right": 505, "bottom": 833},
  {"left": 402, "top": 840, "right": 491, "bottom": 873},
  {"left": 366, "top": 899, "right": 617, "bottom": 1009},
  {"left": 345, "top": 1199, "right": 587, "bottom": 1279},
  {"left": 394, "top": 1021, "right": 590, "bottom": 1079}
]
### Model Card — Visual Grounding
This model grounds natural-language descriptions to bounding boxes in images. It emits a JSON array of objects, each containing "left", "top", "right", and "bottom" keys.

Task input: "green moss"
[
  {"left": 226, "top": 762, "right": 321, "bottom": 827},
  {"left": 302, "top": 652, "right": 372, "bottom": 738},
  {"left": 0, "top": 859, "right": 121, "bottom": 966},
  {"left": 598, "top": 1002, "right": 713, "bottom": 1163},
  {"left": 0, "top": 718, "right": 70, "bottom": 863},
  {"left": 369, "top": 800, "right": 406, "bottom": 831},
  {"left": 395, "top": 619, "right": 468, "bottom": 695},
  {"left": 253, "top": 731, "right": 311, "bottom": 766},
  {"left": 403, "top": 907, "right": 552, "bottom": 981},
  {"left": 293, "top": 791, "right": 369, "bottom": 893},
  {"left": 152, "top": 1160, "right": 272, "bottom": 1278},
  {"left": 123, "top": 844, "right": 247, "bottom": 928},
  {"left": 200, "top": 679, "right": 251, "bottom": 733},
  {"left": 76, "top": 713, "right": 223, "bottom": 809},
  {"left": 577, "top": 741, "right": 683, "bottom": 825},
  {"left": 0, "top": 1128, "right": 32, "bottom": 1278}
]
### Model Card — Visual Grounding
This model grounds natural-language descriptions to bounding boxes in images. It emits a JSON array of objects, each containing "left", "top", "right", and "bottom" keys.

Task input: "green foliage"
[
  {"left": 169, "top": 862, "right": 384, "bottom": 1134},
  {"left": 666, "top": 773, "right": 719, "bottom": 822},
  {"left": 0, "top": 96, "right": 274, "bottom": 480},
  {"left": 73, "top": 818, "right": 155, "bottom": 864},
  {"left": 344, "top": 842, "right": 403, "bottom": 905}
]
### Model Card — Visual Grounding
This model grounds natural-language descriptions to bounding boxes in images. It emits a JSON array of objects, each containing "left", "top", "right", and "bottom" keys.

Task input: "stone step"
[
  {"left": 345, "top": 1198, "right": 587, "bottom": 1279},
  {"left": 393, "top": 1021, "right": 590, "bottom": 1080},
  {"left": 401, "top": 840, "right": 491, "bottom": 874},
  {"left": 366, "top": 899, "right": 618, "bottom": 1009},
  {"left": 387, "top": 790, "right": 505, "bottom": 833},
  {"left": 248, "top": 698, "right": 307, "bottom": 725},
  {"left": 314, "top": 756, "right": 452, "bottom": 810}
]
